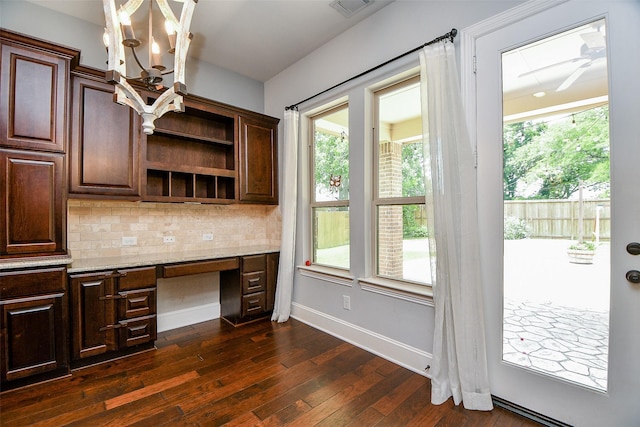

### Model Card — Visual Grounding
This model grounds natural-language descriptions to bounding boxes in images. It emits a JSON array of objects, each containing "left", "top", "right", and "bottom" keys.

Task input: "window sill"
[
  {"left": 358, "top": 276, "right": 434, "bottom": 306},
  {"left": 297, "top": 264, "right": 354, "bottom": 287}
]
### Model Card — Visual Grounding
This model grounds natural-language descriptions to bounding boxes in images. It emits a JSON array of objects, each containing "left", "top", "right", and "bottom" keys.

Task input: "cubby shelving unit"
[{"left": 142, "top": 103, "right": 238, "bottom": 203}]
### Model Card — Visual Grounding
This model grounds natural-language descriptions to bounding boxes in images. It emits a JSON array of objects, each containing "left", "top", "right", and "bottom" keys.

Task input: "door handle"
[{"left": 626, "top": 270, "right": 640, "bottom": 284}]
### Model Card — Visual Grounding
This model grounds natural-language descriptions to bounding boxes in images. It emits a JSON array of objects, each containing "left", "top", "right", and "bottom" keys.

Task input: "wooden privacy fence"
[
  {"left": 316, "top": 210, "right": 350, "bottom": 249},
  {"left": 504, "top": 199, "right": 610, "bottom": 240}
]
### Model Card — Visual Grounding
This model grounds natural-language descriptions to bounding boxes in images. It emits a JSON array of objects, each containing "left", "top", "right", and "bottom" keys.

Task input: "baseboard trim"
[
  {"left": 492, "top": 396, "right": 572, "bottom": 427},
  {"left": 157, "top": 303, "right": 221, "bottom": 333},
  {"left": 290, "top": 302, "right": 432, "bottom": 377}
]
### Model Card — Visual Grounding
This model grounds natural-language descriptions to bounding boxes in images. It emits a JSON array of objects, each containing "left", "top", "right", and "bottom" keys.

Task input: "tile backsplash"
[{"left": 68, "top": 200, "right": 281, "bottom": 260}]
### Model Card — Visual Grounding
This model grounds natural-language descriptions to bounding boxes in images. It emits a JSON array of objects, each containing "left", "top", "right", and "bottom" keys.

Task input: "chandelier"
[{"left": 102, "top": 0, "right": 197, "bottom": 135}]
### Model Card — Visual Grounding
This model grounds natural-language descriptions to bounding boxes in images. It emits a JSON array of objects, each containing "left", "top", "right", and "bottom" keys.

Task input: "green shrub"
[
  {"left": 569, "top": 241, "right": 596, "bottom": 251},
  {"left": 504, "top": 216, "right": 531, "bottom": 240}
]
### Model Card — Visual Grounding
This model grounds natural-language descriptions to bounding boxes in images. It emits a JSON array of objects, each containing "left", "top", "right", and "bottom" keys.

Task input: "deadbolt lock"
[{"left": 626, "top": 242, "right": 640, "bottom": 256}]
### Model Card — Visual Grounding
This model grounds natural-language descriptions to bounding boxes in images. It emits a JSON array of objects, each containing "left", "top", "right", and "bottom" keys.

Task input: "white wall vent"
[{"left": 330, "top": 0, "right": 374, "bottom": 18}]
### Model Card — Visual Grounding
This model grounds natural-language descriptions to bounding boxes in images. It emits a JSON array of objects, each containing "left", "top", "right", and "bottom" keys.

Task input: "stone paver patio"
[{"left": 503, "top": 299, "right": 609, "bottom": 390}]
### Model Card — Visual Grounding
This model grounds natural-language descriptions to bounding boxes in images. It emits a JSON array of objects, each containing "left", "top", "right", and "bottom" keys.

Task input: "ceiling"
[
  {"left": 24, "top": 0, "right": 395, "bottom": 82},
  {"left": 501, "top": 18, "right": 608, "bottom": 123}
]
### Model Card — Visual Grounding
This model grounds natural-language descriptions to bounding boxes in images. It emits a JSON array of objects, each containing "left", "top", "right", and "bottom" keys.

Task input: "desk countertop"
[
  {"left": 68, "top": 245, "right": 281, "bottom": 273},
  {"left": 0, "top": 245, "right": 280, "bottom": 273}
]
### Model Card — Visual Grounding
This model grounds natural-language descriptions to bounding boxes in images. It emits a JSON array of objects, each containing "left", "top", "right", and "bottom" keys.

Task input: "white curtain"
[
  {"left": 272, "top": 108, "right": 299, "bottom": 323},
  {"left": 419, "top": 42, "right": 493, "bottom": 410}
]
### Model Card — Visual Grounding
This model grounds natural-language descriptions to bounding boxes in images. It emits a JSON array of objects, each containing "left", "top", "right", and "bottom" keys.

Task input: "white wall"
[
  {"left": 264, "top": 1, "right": 524, "bottom": 373},
  {"left": 0, "top": 0, "right": 264, "bottom": 112}
]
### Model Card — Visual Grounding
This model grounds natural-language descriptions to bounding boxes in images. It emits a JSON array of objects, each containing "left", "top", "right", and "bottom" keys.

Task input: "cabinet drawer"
[
  {"left": 242, "top": 254, "right": 266, "bottom": 273},
  {"left": 119, "top": 315, "right": 156, "bottom": 348},
  {"left": 0, "top": 267, "right": 66, "bottom": 299},
  {"left": 242, "top": 292, "right": 266, "bottom": 317},
  {"left": 118, "top": 288, "right": 156, "bottom": 320},
  {"left": 242, "top": 272, "right": 265, "bottom": 294},
  {"left": 161, "top": 258, "right": 239, "bottom": 278},
  {"left": 118, "top": 267, "right": 156, "bottom": 291}
]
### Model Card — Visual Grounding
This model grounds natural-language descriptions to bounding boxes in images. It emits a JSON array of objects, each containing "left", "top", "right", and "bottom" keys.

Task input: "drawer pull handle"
[
  {"left": 99, "top": 323, "right": 123, "bottom": 332},
  {"left": 99, "top": 294, "right": 124, "bottom": 301},
  {"left": 97, "top": 271, "right": 128, "bottom": 280}
]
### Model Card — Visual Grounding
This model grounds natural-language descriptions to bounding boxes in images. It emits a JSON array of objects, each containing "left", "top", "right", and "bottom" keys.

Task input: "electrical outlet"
[
  {"left": 343, "top": 295, "right": 351, "bottom": 310},
  {"left": 122, "top": 236, "right": 137, "bottom": 246},
  {"left": 202, "top": 233, "right": 214, "bottom": 241},
  {"left": 163, "top": 236, "right": 176, "bottom": 243}
]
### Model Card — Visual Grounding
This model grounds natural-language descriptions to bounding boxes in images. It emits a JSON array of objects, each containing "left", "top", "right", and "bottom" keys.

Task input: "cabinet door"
[
  {"left": 0, "top": 267, "right": 68, "bottom": 384},
  {"left": 0, "top": 149, "right": 65, "bottom": 256},
  {"left": 0, "top": 40, "right": 70, "bottom": 153},
  {"left": 69, "top": 74, "right": 140, "bottom": 198},
  {"left": 238, "top": 115, "right": 278, "bottom": 204},
  {"left": 69, "top": 273, "right": 116, "bottom": 360}
]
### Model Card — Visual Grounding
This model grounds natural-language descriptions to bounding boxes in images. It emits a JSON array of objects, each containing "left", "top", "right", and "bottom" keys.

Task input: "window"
[
  {"left": 310, "top": 104, "right": 349, "bottom": 269},
  {"left": 374, "top": 77, "right": 431, "bottom": 284}
]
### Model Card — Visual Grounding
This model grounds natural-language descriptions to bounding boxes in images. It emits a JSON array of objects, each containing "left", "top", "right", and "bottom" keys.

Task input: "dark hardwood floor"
[{"left": 0, "top": 318, "right": 540, "bottom": 426}]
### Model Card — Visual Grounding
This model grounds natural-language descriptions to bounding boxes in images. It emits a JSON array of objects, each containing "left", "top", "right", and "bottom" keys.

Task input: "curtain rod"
[{"left": 285, "top": 28, "right": 457, "bottom": 111}]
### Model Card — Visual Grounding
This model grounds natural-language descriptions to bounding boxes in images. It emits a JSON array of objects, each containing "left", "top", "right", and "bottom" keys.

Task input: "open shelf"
[
  {"left": 145, "top": 169, "right": 235, "bottom": 202},
  {"left": 152, "top": 105, "right": 235, "bottom": 145},
  {"left": 142, "top": 103, "right": 237, "bottom": 204}
]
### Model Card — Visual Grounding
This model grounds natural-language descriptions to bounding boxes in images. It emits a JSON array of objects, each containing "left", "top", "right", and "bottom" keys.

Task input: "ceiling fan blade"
[
  {"left": 518, "top": 57, "right": 586, "bottom": 78},
  {"left": 581, "top": 31, "right": 605, "bottom": 49},
  {"left": 556, "top": 63, "right": 590, "bottom": 92}
]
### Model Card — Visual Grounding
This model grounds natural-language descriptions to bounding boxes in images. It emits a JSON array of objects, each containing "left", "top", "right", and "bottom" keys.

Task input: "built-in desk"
[{"left": 68, "top": 245, "right": 280, "bottom": 326}]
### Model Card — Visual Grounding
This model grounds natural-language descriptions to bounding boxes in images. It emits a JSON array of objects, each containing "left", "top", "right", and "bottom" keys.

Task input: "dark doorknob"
[
  {"left": 627, "top": 242, "right": 640, "bottom": 255},
  {"left": 626, "top": 270, "right": 640, "bottom": 284}
]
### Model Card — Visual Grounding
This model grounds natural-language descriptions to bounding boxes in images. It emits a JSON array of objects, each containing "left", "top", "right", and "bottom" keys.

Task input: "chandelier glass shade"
[{"left": 102, "top": 0, "right": 197, "bottom": 135}]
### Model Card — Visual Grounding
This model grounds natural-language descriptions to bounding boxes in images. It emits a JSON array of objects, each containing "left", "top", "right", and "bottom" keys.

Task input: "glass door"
[{"left": 475, "top": 1, "right": 640, "bottom": 425}]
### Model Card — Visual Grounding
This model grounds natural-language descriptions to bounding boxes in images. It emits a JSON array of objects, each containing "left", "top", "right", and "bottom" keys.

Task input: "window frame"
[
  {"left": 372, "top": 75, "right": 432, "bottom": 287},
  {"left": 309, "top": 102, "right": 350, "bottom": 271}
]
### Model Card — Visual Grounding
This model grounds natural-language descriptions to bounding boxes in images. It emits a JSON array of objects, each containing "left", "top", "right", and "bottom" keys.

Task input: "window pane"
[
  {"left": 313, "top": 207, "right": 349, "bottom": 269},
  {"left": 377, "top": 81, "right": 424, "bottom": 199},
  {"left": 377, "top": 204, "right": 430, "bottom": 283},
  {"left": 314, "top": 107, "right": 349, "bottom": 202}
]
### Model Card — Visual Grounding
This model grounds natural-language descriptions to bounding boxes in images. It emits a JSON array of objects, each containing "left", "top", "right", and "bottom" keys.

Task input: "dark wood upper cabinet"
[
  {"left": 238, "top": 115, "right": 279, "bottom": 204},
  {"left": 69, "top": 67, "right": 141, "bottom": 199},
  {"left": 0, "top": 30, "right": 79, "bottom": 153},
  {"left": 0, "top": 149, "right": 66, "bottom": 256}
]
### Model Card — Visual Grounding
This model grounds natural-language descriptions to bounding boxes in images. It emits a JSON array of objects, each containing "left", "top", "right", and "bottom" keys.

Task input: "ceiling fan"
[{"left": 519, "top": 28, "right": 606, "bottom": 92}]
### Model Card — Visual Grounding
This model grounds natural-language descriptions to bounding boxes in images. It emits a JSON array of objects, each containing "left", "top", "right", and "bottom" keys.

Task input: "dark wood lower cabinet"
[
  {"left": 0, "top": 267, "right": 68, "bottom": 388},
  {"left": 69, "top": 266, "right": 156, "bottom": 365},
  {"left": 220, "top": 252, "right": 279, "bottom": 325}
]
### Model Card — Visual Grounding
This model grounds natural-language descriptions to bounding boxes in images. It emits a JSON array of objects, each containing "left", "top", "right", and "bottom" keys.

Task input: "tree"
[
  {"left": 503, "top": 120, "right": 547, "bottom": 200},
  {"left": 402, "top": 142, "right": 425, "bottom": 197},
  {"left": 503, "top": 105, "right": 609, "bottom": 200},
  {"left": 528, "top": 106, "right": 609, "bottom": 199},
  {"left": 314, "top": 130, "right": 349, "bottom": 200}
]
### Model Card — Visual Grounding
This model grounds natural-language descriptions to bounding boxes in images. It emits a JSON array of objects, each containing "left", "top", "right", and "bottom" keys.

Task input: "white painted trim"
[
  {"left": 290, "top": 302, "right": 433, "bottom": 377},
  {"left": 358, "top": 277, "right": 434, "bottom": 307},
  {"left": 459, "top": 0, "right": 569, "bottom": 151},
  {"left": 157, "top": 302, "right": 220, "bottom": 332},
  {"left": 298, "top": 265, "right": 354, "bottom": 287}
]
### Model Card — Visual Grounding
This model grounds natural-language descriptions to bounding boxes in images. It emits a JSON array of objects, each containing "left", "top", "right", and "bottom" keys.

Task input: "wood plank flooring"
[{"left": 0, "top": 318, "right": 541, "bottom": 426}]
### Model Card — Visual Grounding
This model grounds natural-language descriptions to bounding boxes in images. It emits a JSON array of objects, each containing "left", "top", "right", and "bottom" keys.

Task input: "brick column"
[{"left": 378, "top": 140, "right": 404, "bottom": 278}]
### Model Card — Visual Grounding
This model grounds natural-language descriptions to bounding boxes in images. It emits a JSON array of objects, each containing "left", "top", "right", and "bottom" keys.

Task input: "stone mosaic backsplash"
[{"left": 67, "top": 200, "right": 281, "bottom": 260}]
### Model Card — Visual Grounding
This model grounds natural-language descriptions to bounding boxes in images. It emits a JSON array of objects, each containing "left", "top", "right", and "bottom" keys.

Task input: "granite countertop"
[
  {"left": 67, "top": 245, "right": 281, "bottom": 273},
  {"left": 0, "top": 253, "right": 73, "bottom": 271}
]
